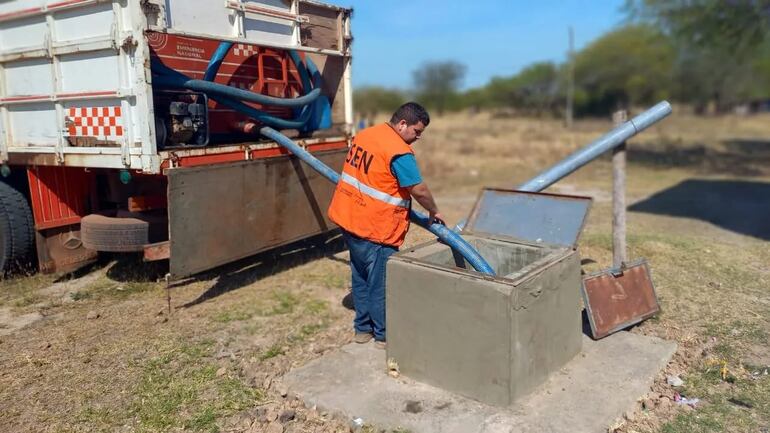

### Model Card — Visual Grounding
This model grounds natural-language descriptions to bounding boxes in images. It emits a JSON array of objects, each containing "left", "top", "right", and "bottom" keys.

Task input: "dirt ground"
[{"left": 1, "top": 108, "right": 769, "bottom": 433}]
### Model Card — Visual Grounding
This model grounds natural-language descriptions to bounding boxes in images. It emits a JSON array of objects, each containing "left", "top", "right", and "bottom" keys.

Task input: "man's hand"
[
  {"left": 429, "top": 212, "right": 446, "bottom": 227},
  {"left": 408, "top": 182, "right": 443, "bottom": 227}
]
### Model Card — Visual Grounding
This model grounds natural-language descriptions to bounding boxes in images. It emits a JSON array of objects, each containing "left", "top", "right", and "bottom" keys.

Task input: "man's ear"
[{"left": 397, "top": 119, "right": 408, "bottom": 131}]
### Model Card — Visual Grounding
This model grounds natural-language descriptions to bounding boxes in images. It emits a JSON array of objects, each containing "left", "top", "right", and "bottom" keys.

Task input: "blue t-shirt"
[{"left": 390, "top": 154, "right": 422, "bottom": 188}]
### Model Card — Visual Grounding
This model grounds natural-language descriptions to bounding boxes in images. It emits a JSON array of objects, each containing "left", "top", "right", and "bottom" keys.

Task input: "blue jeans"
[{"left": 342, "top": 231, "right": 397, "bottom": 342}]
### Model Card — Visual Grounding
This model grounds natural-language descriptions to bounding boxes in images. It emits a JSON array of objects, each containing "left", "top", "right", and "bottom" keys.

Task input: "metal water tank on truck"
[{"left": 0, "top": 0, "right": 353, "bottom": 277}]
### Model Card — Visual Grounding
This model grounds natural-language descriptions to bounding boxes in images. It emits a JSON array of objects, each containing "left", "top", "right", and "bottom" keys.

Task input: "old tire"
[
  {"left": 81, "top": 211, "right": 167, "bottom": 252},
  {"left": 0, "top": 181, "right": 35, "bottom": 274}
]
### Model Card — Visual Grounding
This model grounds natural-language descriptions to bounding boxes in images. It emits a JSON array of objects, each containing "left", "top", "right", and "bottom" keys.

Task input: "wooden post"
[
  {"left": 165, "top": 273, "right": 172, "bottom": 315},
  {"left": 612, "top": 110, "right": 628, "bottom": 269}
]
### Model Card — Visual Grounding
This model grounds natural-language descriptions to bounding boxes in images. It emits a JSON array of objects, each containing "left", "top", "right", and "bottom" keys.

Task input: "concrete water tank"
[{"left": 386, "top": 188, "right": 592, "bottom": 406}]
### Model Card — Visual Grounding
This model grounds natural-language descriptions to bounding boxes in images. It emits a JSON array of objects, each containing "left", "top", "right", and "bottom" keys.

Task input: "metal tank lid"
[{"left": 464, "top": 188, "right": 592, "bottom": 249}]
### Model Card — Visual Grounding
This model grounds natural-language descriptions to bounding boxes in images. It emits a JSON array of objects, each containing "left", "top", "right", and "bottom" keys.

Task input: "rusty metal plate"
[
  {"left": 167, "top": 149, "right": 346, "bottom": 278},
  {"left": 581, "top": 259, "right": 660, "bottom": 339},
  {"left": 144, "top": 241, "right": 170, "bottom": 262},
  {"left": 35, "top": 225, "right": 98, "bottom": 274}
]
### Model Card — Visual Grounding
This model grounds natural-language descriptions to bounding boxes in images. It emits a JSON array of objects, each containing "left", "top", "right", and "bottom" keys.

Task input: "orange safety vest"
[{"left": 328, "top": 123, "right": 414, "bottom": 247}]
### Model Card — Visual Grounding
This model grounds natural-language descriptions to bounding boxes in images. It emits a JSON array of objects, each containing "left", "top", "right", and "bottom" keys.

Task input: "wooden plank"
[
  {"left": 611, "top": 110, "right": 628, "bottom": 268},
  {"left": 299, "top": 2, "right": 340, "bottom": 51}
]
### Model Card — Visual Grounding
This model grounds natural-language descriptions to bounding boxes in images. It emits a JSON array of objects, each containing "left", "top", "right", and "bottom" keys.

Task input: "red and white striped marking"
[
  {"left": 66, "top": 106, "right": 124, "bottom": 138},
  {"left": 232, "top": 43, "right": 259, "bottom": 58}
]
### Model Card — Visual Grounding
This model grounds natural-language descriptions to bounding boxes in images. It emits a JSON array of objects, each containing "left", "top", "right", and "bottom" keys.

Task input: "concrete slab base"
[{"left": 283, "top": 332, "right": 677, "bottom": 433}]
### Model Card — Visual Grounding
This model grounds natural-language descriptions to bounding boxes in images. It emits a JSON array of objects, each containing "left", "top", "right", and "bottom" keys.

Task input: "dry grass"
[{"left": 1, "top": 110, "right": 769, "bottom": 432}]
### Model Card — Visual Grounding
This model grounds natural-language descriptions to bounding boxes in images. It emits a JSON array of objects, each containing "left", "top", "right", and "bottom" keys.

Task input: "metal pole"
[
  {"left": 454, "top": 101, "right": 672, "bottom": 233},
  {"left": 611, "top": 110, "right": 627, "bottom": 268},
  {"left": 566, "top": 26, "right": 574, "bottom": 129},
  {"left": 518, "top": 101, "right": 671, "bottom": 192}
]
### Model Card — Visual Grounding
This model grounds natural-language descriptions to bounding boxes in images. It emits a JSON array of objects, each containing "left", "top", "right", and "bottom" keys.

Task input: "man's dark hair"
[{"left": 389, "top": 102, "right": 430, "bottom": 127}]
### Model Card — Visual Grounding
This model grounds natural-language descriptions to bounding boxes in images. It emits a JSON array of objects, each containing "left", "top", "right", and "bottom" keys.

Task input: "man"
[{"left": 328, "top": 102, "right": 443, "bottom": 349}]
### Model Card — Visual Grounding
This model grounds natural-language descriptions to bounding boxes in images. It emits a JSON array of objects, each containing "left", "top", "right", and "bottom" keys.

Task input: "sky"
[{"left": 326, "top": 0, "right": 628, "bottom": 90}]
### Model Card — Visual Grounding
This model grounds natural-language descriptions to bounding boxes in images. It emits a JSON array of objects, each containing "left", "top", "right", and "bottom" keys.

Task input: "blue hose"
[
  {"left": 154, "top": 75, "right": 322, "bottom": 107},
  {"left": 203, "top": 41, "right": 233, "bottom": 82},
  {"left": 152, "top": 58, "right": 315, "bottom": 130},
  {"left": 154, "top": 43, "right": 323, "bottom": 126},
  {"left": 259, "top": 126, "right": 496, "bottom": 275},
  {"left": 202, "top": 43, "right": 324, "bottom": 107},
  {"left": 212, "top": 93, "right": 314, "bottom": 130},
  {"left": 203, "top": 43, "right": 317, "bottom": 92},
  {"left": 260, "top": 126, "right": 342, "bottom": 182},
  {"left": 288, "top": 50, "right": 314, "bottom": 94},
  {"left": 153, "top": 43, "right": 496, "bottom": 275}
]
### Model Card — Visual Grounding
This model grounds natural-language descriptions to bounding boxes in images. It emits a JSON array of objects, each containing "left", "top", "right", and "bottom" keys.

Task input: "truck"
[{"left": 0, "top": 0, "right": 353, "bottom": 279}]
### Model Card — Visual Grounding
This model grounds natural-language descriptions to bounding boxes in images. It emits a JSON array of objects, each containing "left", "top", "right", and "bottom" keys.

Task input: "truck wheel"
[
  {"left": 0, "top": 181, "right": 35, "bottom": 274},
  {"left": 81, "top": 211, "right": 167, "bottom": 252}
]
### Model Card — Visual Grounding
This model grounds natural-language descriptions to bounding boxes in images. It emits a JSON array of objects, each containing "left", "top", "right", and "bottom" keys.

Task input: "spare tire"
[
  {"left": 0, "top": 181, "right": 35, "bottom": 274},
  {"left": 81, "top": 210, "right": 167, "bottom": 252}
]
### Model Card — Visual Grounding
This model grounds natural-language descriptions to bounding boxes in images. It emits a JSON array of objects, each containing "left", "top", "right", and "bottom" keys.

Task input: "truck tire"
[
  {"left": 81, "top": 211, "right": 167, "bottom": 252},
  {"left": 0, "top": 181, "right": 35, "bottom": 274}
]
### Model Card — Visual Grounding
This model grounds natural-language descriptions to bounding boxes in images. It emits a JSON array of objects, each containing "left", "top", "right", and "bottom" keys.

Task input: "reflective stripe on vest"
[{"left": 340, "top": 172, "right": 410, "bottom": 208}]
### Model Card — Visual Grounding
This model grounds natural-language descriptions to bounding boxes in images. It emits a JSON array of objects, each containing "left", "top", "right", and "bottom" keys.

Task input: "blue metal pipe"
[
  {"left": 518, "top": 101, "right": 672, "bottom": 192},
  {"left": 454, "top": 101, "right": 672, "bottom": 232},
  {"left": 259, "top": 126, "right": 496, "bottom": 275}
]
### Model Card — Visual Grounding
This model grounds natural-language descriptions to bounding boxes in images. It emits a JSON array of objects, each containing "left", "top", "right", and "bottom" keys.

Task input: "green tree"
[
  {"left": 627, "top": 0, "right": 770, "bottom": 55},
  {"left": 573, "top": 24, "right": 674, "bottom": 114},
  {"left": 459, "top": 87, "right": 493, "bottom": 111},
  {"left": 412, "top": 61, "right": 467, "bottom": 115},
  {"left": 669, "top": 45, "right": 760, "bottom": 112},
  {"left": 508, "top": 62, "right": 562, "bottom": 115},
  {"left": 627, "top": 0, "right": 770, "bottom": 111},
  {"left": 353, "top": 86, "right": 406, "bottom": 121},
  {"left": 748, "top": 40, "right": 770, "bottom": 100},
  {"left": 471, "top": 62, "right": 561, "bottom": 115},
  {"left": 485, "top": 76, "right": 518, "bottom": 109}
]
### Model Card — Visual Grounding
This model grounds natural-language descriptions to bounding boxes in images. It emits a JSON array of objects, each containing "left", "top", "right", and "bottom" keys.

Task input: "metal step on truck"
[{"left": 0, "top": 0, "right": 353, "bottom": 278}]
